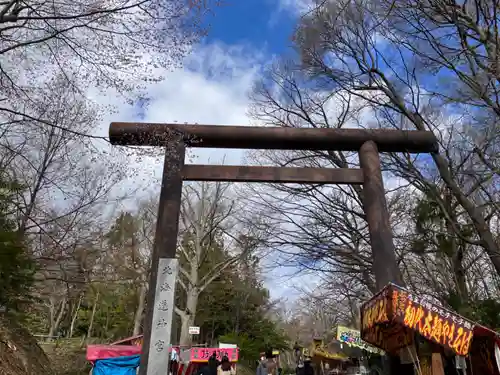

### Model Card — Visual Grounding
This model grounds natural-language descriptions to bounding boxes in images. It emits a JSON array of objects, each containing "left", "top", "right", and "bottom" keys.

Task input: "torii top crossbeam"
[{"left": 109, "top": 122, "right": 438, "bottom": 153}]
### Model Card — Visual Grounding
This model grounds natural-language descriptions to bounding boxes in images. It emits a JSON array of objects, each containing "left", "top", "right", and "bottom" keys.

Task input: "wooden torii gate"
[{"left": 108, "top": 122, "right": 438, "bottom": 375}]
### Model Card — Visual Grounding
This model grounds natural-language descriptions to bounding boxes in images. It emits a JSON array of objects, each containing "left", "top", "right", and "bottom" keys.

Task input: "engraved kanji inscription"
[
  {"left": 155, "top": 339, "right": 165, "bottom": 352},
  {"left": 162, "top": 265, "right": 173, "bottom": 275},
  {"left": 158, "top": 300, "right": 169, "bottom": 311},
  {"left": 156, "top": 318, "right": 169, "bottom": 328},
  {"left": 160, "top": 281, "right": 171, "bottom": 292}
]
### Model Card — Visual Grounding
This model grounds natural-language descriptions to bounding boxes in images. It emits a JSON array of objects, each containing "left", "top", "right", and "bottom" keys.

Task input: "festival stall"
[
  {"left": 305, "top": 338, "right": 350, "bottom": 374},
  {"left": 360, "top": 283, "right": 500, "bottom": 375},
  {"left": 182, "top": 346, "right": 239, "bottom": 375},
  {"left": 87, "top": 336, "right": 142, "bottom": 375},
  {"left": 87, "top": 334, "right": 239, "bottom": 375},
  {"left": 335, "top": 326, "right": 385, "bottom": 375}
]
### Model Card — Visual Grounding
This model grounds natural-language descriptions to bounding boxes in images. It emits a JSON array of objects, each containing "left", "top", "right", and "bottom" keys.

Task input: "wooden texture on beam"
[
  {"left": 182, "top": 165, "right": 364, "bottom": 184},
  {"left": 109, "top": 122, "right": 439, "bottom": 153}
]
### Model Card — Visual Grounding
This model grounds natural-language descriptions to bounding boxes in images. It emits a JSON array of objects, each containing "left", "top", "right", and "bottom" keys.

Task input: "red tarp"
[
  {"left": 86, "top": 344, "right": 142, "bottom": 361},
  {"left": 86, "top": 343, "right": 181, "bottom": 361}
]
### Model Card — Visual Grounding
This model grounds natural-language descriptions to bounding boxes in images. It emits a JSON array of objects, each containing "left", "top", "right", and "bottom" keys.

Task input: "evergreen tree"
[{"left": 0, "top": 173, "right": 34, "bottom": 311}]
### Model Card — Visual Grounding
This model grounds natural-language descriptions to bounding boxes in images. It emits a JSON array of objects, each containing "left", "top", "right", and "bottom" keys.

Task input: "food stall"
[
  {"left": 359, "top": 283, "right": 500, "bottom": 375},
  {"left": 307, "top": 338, "right": 350, "bottom": 374},
  {"left": 335, "top": 326, "right": 385, "bottom": 374}
]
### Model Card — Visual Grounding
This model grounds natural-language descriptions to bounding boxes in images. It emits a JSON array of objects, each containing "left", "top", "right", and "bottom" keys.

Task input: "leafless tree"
[
  {"left": 175, "top": 181, "right": 261, "bottom": 345},
  {"left": 292, "top": 0, "right": 500, "bottom": 279},
  {"left": 239, "top": 61, "right": 410, "bottom": 299},
  {"left": 1, "top": 76, "right": 130, "bottom": 338},
  {"left": 104, "top": 198, "right": 156, "bottom": 336},
  {"left": 0, "top": 0, "right": 221, "bottom": 136}
]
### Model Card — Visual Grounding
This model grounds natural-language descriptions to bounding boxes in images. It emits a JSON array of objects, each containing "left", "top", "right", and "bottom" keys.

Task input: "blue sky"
[
  {"left": 204, "top": 0, "right": 297, "bottom": 56},
  {"left": 134, "top": 0, "right": 300, "bottom": 127}
]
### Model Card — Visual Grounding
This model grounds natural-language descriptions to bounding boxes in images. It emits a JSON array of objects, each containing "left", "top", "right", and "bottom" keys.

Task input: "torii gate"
[{"left": 108, "top": 122, "right": 438, "bottom": 375}]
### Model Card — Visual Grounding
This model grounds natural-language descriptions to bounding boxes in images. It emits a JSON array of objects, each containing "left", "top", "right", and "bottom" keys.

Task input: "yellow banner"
[{"left": 336, "top": 326, "right": 384, "bottom": 355}]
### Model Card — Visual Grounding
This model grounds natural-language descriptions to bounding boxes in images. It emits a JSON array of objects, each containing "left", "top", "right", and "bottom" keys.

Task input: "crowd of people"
[
  {"left": 256, "top": 350, "right": 314, "bottom": 375},
  {"left": 256, "top": 351, "right": 278, "bottom": 375},
  {"left": 192, "top": 348, "right": 316, "bottom": 375}
]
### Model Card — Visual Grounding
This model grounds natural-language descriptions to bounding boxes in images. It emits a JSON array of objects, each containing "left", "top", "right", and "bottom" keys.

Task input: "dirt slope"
[{"left": 0, "top": 314, "right": 54, "bottom": 375}]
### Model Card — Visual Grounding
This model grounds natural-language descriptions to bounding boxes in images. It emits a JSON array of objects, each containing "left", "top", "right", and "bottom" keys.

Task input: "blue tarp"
[{"left": 93, "top": 355, "right": 141, "bottom": 375}]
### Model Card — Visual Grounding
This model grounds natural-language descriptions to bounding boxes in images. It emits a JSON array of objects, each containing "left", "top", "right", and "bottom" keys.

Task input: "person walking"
[
  {"left": 265, "top": 350, "right": 277, "bottom": 375},
  {"left": 217, "top": 356, "right": 236, "bottom": 375}
]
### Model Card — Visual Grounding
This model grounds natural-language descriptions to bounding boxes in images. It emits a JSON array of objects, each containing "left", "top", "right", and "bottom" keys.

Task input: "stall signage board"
[
  {"left": 360, "top": 284, "right": 476, "bottom": 357},
  {"left": 362, "top": 323, "right": 413, "bottom": 353},
  {"left": 360, "top": 287, "right": 391, "bottom": 332},
  {"left": 336, "top": 326, "right": 384, "bottom": 354},
  {"left": 190, "top": 347, "right": 239, "bottom": 362},
  {"left": 391, "top": 287, "right": 475, "bottom": 357}
]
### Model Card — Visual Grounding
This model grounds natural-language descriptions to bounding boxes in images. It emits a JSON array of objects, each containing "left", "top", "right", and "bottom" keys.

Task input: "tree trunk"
[
  {"left": 47, "top": 297, "right": 67, "bottom": 341},
  {"left": 133, "top": 284, "right": 147, "bottom": 336},
  {"left": 210, "top": 319, "right": 215, "bottom": 346},
  {"left": 68, "top": 294, "right": 83, "bottom": 338},
  {"left": 444, "top": 190, "right": 469, "bottom": 308},
  {"left": 87, "top": 291, "right": 99, "bottom": 339},
  {"left": 179, "top": 290, "right": 199, "bottom": 346}
]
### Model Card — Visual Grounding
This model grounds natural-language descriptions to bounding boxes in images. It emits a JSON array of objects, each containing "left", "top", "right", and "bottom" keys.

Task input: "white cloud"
[
  {"left": 98, "top": 42, "right": 263, "bottom": 160},
  {"left": 277, "top": 0, "right": 314, "bottom": 17},
  {"left": 90, "top": 41, "right": 265, "bottom": 197}
]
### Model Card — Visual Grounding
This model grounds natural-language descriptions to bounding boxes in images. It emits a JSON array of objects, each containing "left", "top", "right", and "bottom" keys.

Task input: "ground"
[
  {"left": 0, "top": 319, "right": 255, "bottom": 375},
  {"left": 0, "top": 315, "right": 54, "bottom": 375},
  {"left": 39, "top": 339, "right": 92, "bottom": 375}
]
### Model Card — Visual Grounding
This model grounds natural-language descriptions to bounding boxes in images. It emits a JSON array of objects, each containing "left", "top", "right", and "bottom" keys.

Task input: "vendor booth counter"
[{"left": 360, "top": 283, "right": 500, "bottom": 375}]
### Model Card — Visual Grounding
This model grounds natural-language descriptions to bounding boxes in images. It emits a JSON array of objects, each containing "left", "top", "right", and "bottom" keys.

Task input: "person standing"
[
  {"left": 208, "top": 352, "right": 219, "bottom": 375},
  {"left": 218, "top": 356, "right": 236, "bottom": 375},
  {"left": 265, "top": 350, "right": 277, "bottom": 375},
  {"left": 256, "top": 355, "right": 267, "bottom": 375},
  {"left": 170, "top": 347, "right": 179, "bottom": 375},
  {"left": 303, "top": 358, "right": 314, "bottom": 375}
]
